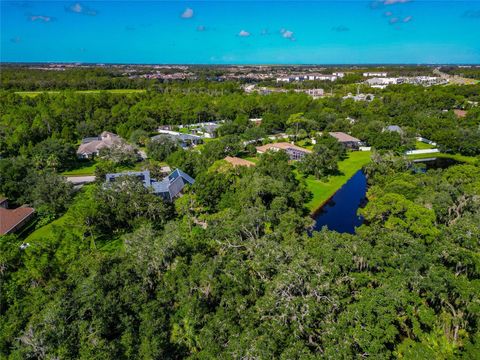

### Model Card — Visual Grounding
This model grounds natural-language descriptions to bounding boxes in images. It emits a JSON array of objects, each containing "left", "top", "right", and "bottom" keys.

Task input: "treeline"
[
  {"left": 1, "top": 81, "right": 480, "bottom": 158},
  {"left": 0, "top": 67, "right": 154, "bottom": 91},
  {"left": 1, "top": 153, "right": 479, "bottom": 358},
  {"left": 440, "top": 66, "right": 480, "bottom": 80}
]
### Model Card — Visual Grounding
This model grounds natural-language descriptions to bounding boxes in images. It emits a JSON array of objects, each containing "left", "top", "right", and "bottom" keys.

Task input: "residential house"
[
  {"left": 105, "top": 169, "right": 195, "bottom": 202},
  {"left": 190, "top": 123, "right": 220, "bottom": 138},
  {"left": 329, "top": 132, "right": 362, "bottom": 149},
  {"left": 249, "top": 118, "right": 263, "bottom": 126},
  {"left": 0, "top": 197, "right": 8, "bottom": 208},
  {"left": 153, "top": 130, "right": 202, "bottom": 148},
  {"left": 224, "top": 156, "right": 255, "bottom": 167},
  {"left": 77, "top": 131, "right": 124, "bottom": 159},
  {"left": 0, "top": 201, "right": 35, "bottom": 235},
  {"left": 385, "top": 125, "right": 404, "bottom": 134},
  {"left": 256, "top": 142, "right": 312, "bottom": 160}
]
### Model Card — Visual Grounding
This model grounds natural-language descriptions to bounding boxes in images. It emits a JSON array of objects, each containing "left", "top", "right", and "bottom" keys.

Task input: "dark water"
[
  {"left": 412, "top": 157, "right": 461, "bottom": 172},
  {"left": 311, "top": 157, "right": 462, "bottom": 235},
  {"left": 311, "top": 170, "right": 367, "bottom": 234}
]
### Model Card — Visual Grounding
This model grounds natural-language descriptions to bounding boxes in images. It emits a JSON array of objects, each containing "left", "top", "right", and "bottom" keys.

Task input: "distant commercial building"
[
  {"left": 256, "top": 142, "right": 312, "bottom": 160},
  {"left": 343, "top": 93, "right": 375, "bottom": 102},
  {"left": 276, "top": 74, "right": 339, "bottom": 83},
  {"left": 363, "top": 72, "right": 388, "bottom": 77},
  {"left": 365, "top": 77, "right": 400, "bottom": 87},
  {"left": 105, "top": 169, "right": 195, "bottom": 202},
  {"left": 295, "top": 88, "right": 325, "bottom": 99}
]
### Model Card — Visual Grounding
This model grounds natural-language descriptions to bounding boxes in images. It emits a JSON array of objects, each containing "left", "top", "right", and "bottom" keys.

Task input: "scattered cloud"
[
  {"left": 238, "top": 30, "right": 251, "bottom": 37},
  {"left": 260, "top": 29, "right": 269, "bottom": 36},
  {"left": 181, "top": 8, "right": 194, "bottom": 19},
  {"left": 462, "top": 10, "right": 480, "bottom": 19},
  {"left": 384, "top": 0, "right": 411, "bottom": 5},
  {"left": 332, "top": 25, "right": 350, "bottom": 32},
  {"left": 29, "top": 15, "right": 54, "bottom": 22},
  {"left": 10, "top": 36, "right": 22, "bottom": 44},
  {"left": 197, "top": 25, "right": 206, "bottom": 32},
  {"left": 280, "top": 29, "right": 295, "bottom": 40},
  {"left": 389, "top": 17, "right": 399, "bottom": 24},
  {"left": 66, "top": 2, "right": 97, "bottom": 16},
  {"left": 384, "top": 11, "right": 393, "bottom": 16},
  {"left": 403, "top": 16, "right": 413, "bottom": 22}
]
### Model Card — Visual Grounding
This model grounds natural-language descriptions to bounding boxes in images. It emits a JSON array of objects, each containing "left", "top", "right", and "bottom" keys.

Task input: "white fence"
[{"left": 405, "top": 149, "right": 440, "bottom": 155}]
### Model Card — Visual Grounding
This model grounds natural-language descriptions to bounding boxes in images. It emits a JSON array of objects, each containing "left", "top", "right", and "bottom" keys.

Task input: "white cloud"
[
  {"left": 181, "top": 8, "right": 194, "bottom": 19},
  {"left": 282, "top": 30, "right": 294, "bottom": 40},
  {"left": 29, "top": 15, "right": 52, "bottom": 22},
  {"left": 403, "top": 16, "right": 413, "bottom": 22},
  {"left": 239, "top": 30, "right": 250, "bottom": 37},
  {"left": 71, "top": 3, "right": 82, "bottom": 13},
  {"left": 67, "top": 3, "right": 97, "bottom": 16},
  {"left": 384, "top": 0, "right": 411, "bottom": 5}
]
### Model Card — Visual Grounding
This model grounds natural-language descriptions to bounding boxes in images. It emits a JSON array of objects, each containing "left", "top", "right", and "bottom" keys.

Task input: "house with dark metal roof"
[{"left": 105, "top": 169, "right": 195, "bottom": 202}]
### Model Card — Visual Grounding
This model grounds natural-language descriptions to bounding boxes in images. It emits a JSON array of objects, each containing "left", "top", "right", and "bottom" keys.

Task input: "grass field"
[
  {"left": 415, "top": 141, "right": 436, "bottom": 150},
  {"left": 16, "top": 89, "right": 146, "bottom": 97},
  {"left": 302, "top": 151, "right": 372, "bottom": 213},
  {"left": 62, "top": 161, "right": 98, "bottom": 176}
]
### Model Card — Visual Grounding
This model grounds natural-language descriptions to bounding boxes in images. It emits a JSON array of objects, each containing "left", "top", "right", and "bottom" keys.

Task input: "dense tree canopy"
[{"left": 1, "top": 68, "right": 480, "bottom": 358}]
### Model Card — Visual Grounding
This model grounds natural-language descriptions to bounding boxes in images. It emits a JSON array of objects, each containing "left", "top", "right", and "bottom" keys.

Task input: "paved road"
[{"left": 65, "top": 176, "right": 96, "bottom": 185}]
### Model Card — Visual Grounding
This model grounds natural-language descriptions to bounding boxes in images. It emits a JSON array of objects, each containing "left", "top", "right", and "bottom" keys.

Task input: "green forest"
[{"left": 1, "top": 67, "right": 480, "bottom": 359}]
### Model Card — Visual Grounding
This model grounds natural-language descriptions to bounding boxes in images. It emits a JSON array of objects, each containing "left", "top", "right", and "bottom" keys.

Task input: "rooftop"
[
  {"left": 329, "top": 132, "right": 361, "bottom": 143},
  {"left": 256, "top": 142, "right": 312, "bottom": 153},
  {"left": 0, "top": 206, "right": 35, "bottom": 235},
  {"left": 224, "top": 156, "right": 255, "bottom": 167}
]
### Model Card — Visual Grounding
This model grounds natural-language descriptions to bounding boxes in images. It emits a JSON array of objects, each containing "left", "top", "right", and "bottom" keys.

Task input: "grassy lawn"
[
  {"left": 16, "top": 89, "right": 146, "bottom": 97},
  {"left": 62, "top": 161, "right": 98, "bottom": 176},
  {"left": 302, "top": 151, "right": 372, "bottom": 213},
  {"left": 406, "top": 152, "right": 478, "bottom": 164},
  {"left": 415, "top": 141, "right": 436, "bottom": 150}
]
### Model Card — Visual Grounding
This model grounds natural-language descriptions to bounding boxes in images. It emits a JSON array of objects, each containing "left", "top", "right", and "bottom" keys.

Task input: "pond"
[
  {"left": 311, "top": 170, "right": 367, "bottom": 234},
  {"left": 412, "top": 157, "right": 461, "bottom": 171},
  {"left": 311, "top": 157, "right": 463, "bottom": 235}
]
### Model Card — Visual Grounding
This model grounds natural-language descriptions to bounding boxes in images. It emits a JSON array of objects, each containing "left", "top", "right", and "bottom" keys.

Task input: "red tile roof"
[{"left": 0, "top": 207, "right": 35, "bottom": 235}]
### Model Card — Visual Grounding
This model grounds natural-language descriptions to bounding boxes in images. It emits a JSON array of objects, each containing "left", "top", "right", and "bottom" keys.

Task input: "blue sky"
[{"left": 1, "top": 1, "right": 480, "bottom": 64}]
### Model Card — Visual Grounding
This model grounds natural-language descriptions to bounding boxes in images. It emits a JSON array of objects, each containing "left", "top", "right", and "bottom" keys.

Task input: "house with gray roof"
[
  {"left": 77, "top": 131, "right": 125, "bottom": 159},
  {"left": 153, "top": 130, "right": 202, "bottom": 148},
  {"left": 385, "top": 125, "right": 404, "bottom": 134},
  {"left": 105, "top": 169, "right": 195, "bottom": 202}
]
